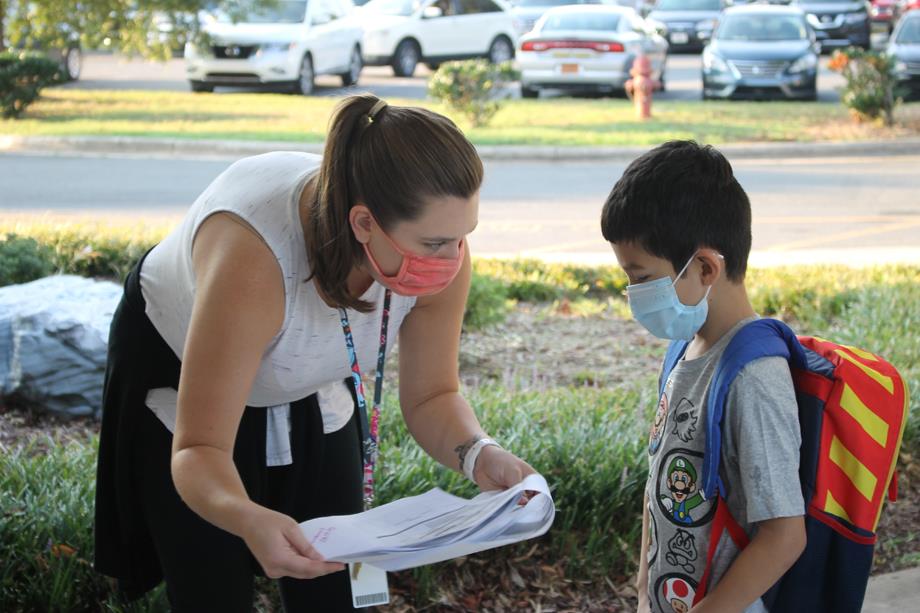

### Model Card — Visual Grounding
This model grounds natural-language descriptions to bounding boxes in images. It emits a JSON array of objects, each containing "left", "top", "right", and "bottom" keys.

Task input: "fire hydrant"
[{"left": 624, "top": 55, "right": 660, "bottom": 120}]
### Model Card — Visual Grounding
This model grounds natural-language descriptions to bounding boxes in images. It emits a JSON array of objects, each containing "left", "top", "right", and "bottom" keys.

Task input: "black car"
[
  {"left": 792, "top": 0, "right": 871, "bottom": 50},
  {"left": 647, "top": 0, "right": 726, "bottom": 52},
  {"left": 702, "top": 5, "right": 819, "bottom": 99},
  {"left": 889, "top": 11, "right": 920, "bottom": 100}
]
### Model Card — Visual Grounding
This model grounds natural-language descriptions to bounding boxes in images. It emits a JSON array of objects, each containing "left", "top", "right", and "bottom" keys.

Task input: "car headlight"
[
  {"left": 696, "top": 18, "right": 717, "bottom": 32},
  {"left": 702, "top": 49, "right": 729, "bottom": 73},
  {"left": 259, "top": 42, "right": 294, "bottom": 54},
  {"left": 789, "top": 53, "right": 818, "bottom": 73},
  {"left": 844, "top": 12, "right": 868, "bottom": 23},
  {"left": 895, "top": 60, "right": 908, "bottom": 75},
  {"left": 806, "top": 14, "right": 821, "bottom": 27}
]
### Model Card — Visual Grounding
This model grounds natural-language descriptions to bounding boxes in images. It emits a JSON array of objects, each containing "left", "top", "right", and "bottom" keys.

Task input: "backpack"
[{"left": 659, "top": 318, "right": 910, "bottom": 612}]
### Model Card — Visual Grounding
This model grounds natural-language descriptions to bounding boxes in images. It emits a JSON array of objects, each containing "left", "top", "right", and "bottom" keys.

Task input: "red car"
[
  {"left": 870, "top": 0, "right": 900, "bottom": 32},
  {"left": 903, "top": 0, "right": 920, "bottom": 12}
]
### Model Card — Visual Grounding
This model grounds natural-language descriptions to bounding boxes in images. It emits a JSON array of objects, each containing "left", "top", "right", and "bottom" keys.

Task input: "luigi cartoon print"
[{"left": 656, "top": 450, "right": 713, "bottom": 528}]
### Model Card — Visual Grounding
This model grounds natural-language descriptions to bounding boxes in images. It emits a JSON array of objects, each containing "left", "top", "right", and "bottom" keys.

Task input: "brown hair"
[{"left": 306, "top": 94, "right": 483, "bottom": 312}]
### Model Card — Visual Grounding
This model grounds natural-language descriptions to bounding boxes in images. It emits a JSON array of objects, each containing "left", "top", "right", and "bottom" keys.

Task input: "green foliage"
[
  {"left": 2, "top": 1, "right": 276, "bottom": 63},
  {"left": 0, "top": 233, "right": 55, "bottom": 286},
  {"left": 0, "top": 438, "right": 169, "bottom": 611},
  {"left": 428, "top": 60, "right": 519, "bottom": 127},
  {"left": 828, "top": 48, "right": 902, "bottom": 126},
  {"left": 464, "top": 272, "right": 514, "bottom": 330},
  {"left": 0, "top": 51, "right": 60, "bottom": 118}
]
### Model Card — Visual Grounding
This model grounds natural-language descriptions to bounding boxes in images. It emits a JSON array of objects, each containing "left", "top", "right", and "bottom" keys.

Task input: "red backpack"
[{"left": 660, "top": 319, "right": 910, "bottom": 612}]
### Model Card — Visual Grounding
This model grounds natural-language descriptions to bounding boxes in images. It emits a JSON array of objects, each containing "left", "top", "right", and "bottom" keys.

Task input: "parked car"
[
  {"left": 889, "top": 10, "right": 920, "bottom": 99},
  {"left": 869, "top": 0, "right": 901, "bottom": 33},
  {"left": 902, "top": 0, "right": 920, "bottom": 13},
  {"left": 184, "top": 0, "right": 364, "bottom": 94},
  {"left": 510, "top": 0, "right": 621, "bottom": 37},
  {"left": 646, "top": 0, "right": 726, "bottom": 53},
  {"left": 702, "top": 5, "right": 819, "bottom": 100},
  {"left": 792, "top": 0, "right": 871, "bottom": 50},
  {"left": 359, "top": 0, "right": 517, "bottom": 76},
  {"left": 518, "top": 5, "right": 668, "bottom": 97}
]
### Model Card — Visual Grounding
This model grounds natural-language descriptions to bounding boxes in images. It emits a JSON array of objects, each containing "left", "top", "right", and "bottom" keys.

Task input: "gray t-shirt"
[{"left": 645, "top": 317, "right": 804, "bottom": 613}]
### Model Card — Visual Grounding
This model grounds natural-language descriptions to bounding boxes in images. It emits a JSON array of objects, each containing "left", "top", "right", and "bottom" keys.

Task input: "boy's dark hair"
[{"left": 601, "top": 140, "right": 751, "bottom": 281}]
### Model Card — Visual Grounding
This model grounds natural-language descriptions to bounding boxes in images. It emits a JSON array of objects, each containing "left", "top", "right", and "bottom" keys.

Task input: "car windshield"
[
  {"left": 717, "top": 14, "right": 808, "bottom": 41},
  {"left": 209, "top": 0, "right": 308, "bottom": 23},
  {"left": 654, "top": 0, "right": 720, "bottom": 11},
  {"left": 896, "top": 18, "right": 920, "bottom": 44},
  {"left": 540, "top": 11, "right": 622, "bottom": 30},
  {"left": 518, "top": 0, "right": 601, "bottom": 6},
  {"left": 362, "top": 0, "right": 423, "bottom": 15}
]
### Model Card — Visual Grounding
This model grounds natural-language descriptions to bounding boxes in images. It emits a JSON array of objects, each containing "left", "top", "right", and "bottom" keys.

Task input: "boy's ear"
[{"left": 697, "top": 248, "right": 724, "bottom": 287}]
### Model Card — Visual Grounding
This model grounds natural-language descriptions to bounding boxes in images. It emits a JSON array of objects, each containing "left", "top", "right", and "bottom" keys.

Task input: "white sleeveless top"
[{"left": 139, "top": 152, "right": 417, "bottom": 463}]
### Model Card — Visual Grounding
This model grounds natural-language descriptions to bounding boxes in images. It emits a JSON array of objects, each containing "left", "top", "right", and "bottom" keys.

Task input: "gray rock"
[{"left": 0, "top": 275, "right": 122, "bottom": 417}]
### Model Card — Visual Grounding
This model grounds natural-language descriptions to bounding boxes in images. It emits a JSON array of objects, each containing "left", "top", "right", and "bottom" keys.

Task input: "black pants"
[{"left": 94, "top": 252, "right": 364, "bottom": 611}]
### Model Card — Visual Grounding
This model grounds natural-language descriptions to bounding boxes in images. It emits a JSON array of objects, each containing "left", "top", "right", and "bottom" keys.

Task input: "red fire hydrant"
[{"left": 624, "top": 55, "right": 660, "bottom": 120}]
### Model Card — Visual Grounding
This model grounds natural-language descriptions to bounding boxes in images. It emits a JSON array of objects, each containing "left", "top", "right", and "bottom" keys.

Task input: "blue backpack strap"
[
  {"left": 660, "top": 339, "right": 690, "bottom": 399},
  {"left": 701, "top": 319, "right": 808, "bottom": 499}
]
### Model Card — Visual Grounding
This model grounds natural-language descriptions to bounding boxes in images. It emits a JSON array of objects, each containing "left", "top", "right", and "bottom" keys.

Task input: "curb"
[{"left": 3, "top": 134, "right": 920, "bottom": 161}]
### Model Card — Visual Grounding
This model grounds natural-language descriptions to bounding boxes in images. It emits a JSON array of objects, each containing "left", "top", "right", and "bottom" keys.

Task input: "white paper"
[{"left": 300, "top": 473, "right": 555, "bottom": 571}]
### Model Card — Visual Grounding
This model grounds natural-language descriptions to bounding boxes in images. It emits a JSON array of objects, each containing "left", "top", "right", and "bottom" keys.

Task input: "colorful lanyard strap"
[{"left": 338, "top": 289, "right": 392, "bottom": 508}]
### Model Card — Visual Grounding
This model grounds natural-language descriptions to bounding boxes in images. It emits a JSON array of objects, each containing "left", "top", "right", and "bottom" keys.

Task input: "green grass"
[{"left": 3, "top": 88, "right": 915, "bottom": 146}]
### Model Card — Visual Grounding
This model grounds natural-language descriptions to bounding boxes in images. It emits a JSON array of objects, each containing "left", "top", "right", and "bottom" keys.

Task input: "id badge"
[{"left": 348, "top": 562, "right": 390, "bottom": 608}]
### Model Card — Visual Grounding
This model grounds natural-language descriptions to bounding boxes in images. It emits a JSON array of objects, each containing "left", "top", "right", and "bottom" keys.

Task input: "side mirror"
[
  {"left": 422, "top": 6, "right": 444, "bottom": 18},
  {"left": 312, "top": 14, "right": 332, "bottom": 25}
]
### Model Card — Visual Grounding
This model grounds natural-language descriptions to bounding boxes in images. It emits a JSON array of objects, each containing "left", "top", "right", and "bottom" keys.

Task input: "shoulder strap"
[
  {"left": 701, "top": 319, "right": 808, "bottom": 498},
  {"left": 660, "top": 340, "right": 690, "bottom": 399}
]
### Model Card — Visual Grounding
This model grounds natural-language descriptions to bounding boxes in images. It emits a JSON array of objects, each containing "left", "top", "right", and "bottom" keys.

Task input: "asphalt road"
[
  {"left": 65, "top": 41, "right": 891, "bottom": 102},
  {"left": 3, "top": 152, "right": 918, "bottom": 266}
]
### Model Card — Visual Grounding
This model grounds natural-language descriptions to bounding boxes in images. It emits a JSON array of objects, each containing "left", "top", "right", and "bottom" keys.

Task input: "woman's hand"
[
  {"left": 472, "top": 445, "right": 537, "bottom": 491},
  {"left": 241, "top": 506, "right": 345, "bottom": 580}
]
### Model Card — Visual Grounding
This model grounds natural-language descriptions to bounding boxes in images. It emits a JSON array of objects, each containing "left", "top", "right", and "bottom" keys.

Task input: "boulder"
[{"left": 0, "top": 275, "right": 122, "bottom": 418}]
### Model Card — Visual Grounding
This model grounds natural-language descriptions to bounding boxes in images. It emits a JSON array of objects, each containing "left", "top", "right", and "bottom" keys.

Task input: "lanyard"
[{"left": 339, "top": 289, "right": 391, "bottom": 508}]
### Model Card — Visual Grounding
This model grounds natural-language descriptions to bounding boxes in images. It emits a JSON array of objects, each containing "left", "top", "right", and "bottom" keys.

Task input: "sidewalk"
[
  {"left": 863, "top": 567, "right": 920, "bottom": 612},
  {"left": 2, "top": 134, "right": 920, "bottom": 162}
]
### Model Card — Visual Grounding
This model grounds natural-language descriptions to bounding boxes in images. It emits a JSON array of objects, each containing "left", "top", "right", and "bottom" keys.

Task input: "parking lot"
[{"left": 65, "top": 38, "right": 892, "bottom": 103}]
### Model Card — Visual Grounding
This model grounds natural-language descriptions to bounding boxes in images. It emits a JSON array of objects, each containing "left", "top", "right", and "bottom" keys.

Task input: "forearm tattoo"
[{"left": 454, "top": 434, "right": 484, "bottom": 472}]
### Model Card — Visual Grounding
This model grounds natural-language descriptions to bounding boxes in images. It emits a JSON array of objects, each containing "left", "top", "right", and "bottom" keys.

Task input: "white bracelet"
[{"left": 462, "top": 437, "right": 501, "bottom": 482}]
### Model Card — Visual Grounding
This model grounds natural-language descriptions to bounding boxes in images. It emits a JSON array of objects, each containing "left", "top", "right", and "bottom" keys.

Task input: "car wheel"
[
  {"left": 426, "top": 62, "right": 441, "bottom": 71},
  {"left": 190, "top": 80, "right": 214, "bottom": 93},
  {"left": 521, "top": 85, "right": 539, "bottom": 99},
  {"left": 392, "top": 40, "right": 419, "bottom": 77},
  {"left": 63, "top": 47, "right": 82, "bottom": 81},
  {"left": 294, "top": 55, "right": 315, "bottom": 95},
  {"left": 488, "top": 36, "right": 514, "bottom": 64},
  {"left": 339, "top": 46, "right": 362, "bottom": 87}
]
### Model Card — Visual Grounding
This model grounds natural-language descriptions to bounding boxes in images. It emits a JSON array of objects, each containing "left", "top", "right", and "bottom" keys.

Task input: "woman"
[{"left": 94, "top": 94, "right": 535, "bottom": 611}]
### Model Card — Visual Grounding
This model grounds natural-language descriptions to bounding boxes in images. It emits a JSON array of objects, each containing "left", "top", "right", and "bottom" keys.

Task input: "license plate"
[
  {"left": 671, "top": 32, "right": 690, "bottom": 44},
  {"left": 561, "top": 63, "right": 580, "bottom": 74},
  {"left": 552, "top": 51, "right": 590, "bottom": 59}
]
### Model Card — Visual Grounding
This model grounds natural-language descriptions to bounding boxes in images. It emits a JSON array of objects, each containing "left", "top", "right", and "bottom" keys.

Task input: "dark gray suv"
[
  {"left": 647, "top": 0, "right": 727, "bottom": 53},
  {"left": 792, "top": 0, "right": 871, "bottom": 50}
]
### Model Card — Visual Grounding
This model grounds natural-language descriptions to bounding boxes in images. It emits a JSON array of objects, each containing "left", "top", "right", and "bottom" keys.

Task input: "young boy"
[{"left": 601, "top": 141, "right": 807, "bottom": 613}]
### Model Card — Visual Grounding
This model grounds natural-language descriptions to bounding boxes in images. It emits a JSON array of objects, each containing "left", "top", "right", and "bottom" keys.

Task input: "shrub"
[
  {"left": 0, "top": 51, "right": 61, "bottom": 119},
  {"left": 828, "top": 47, "right": 902, "bottom": 126},
  {"left": 0, "top": 233, "right": 55, "bottom": 286},
  {"left": 428, "top": 59, "right": 518, "bottom": 127},
  {"left": 464, "top": 272, "right": 513, "bottom": 330}
]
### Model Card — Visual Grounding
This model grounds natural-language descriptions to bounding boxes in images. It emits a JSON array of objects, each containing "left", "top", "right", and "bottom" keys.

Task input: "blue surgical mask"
[{"left": 626, "top": 253, "right": 712, "bottom": 341}]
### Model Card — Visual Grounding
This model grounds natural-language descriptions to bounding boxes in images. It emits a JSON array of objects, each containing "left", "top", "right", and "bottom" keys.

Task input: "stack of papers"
[{"left": 299, "top": 473, "right": 555, "bottom": 571}]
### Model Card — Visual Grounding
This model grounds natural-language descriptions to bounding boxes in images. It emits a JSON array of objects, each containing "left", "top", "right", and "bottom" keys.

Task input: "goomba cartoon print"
[
  {"left": 656, "top": 449, "right": 715, "bottom": 528},
  {"left": 654, "top": 574, "right": 697, "bottom": 613},
  {"left": 649, "top": 381, "right": 671, "bottom": 455}
]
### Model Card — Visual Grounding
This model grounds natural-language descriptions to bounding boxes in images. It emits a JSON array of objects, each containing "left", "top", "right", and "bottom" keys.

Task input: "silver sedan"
[{"left": 518, "top": 5, "right": 669, "bottom": 97}]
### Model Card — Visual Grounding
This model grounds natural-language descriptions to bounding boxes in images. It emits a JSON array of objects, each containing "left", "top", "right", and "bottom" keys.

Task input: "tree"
[{"left": 2, "top": 1, "right": 275, "bottom": 61}]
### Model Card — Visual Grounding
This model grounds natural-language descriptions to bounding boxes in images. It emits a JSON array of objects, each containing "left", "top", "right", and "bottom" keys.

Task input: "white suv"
[
  {"left": 184, "top": 0, "right": 364, "bottom": 94},
  {"left": 359, "top": 0, "right": 517, "bottom": 77}
]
